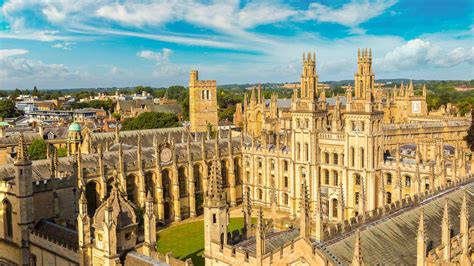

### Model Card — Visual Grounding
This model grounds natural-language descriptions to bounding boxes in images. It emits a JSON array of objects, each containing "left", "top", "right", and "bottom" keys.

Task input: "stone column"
[
  {"left": 172, "top": 166, "right": 181, "bottom": 221},
  {"left": 188, "top": 163, "right": 196, "bottom": 217}
]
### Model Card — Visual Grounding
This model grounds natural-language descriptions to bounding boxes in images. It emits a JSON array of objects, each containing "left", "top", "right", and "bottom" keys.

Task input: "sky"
[{"left": 0, "top": 0, "right": 473, "bottom": 90}]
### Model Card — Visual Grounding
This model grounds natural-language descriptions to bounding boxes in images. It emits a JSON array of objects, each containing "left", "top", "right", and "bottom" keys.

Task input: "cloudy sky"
[{"left": 0, "top": 0, "right": 473, "bottom": 89}]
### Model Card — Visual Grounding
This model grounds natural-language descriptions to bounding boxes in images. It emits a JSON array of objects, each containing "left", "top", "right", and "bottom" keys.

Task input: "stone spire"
[
  {"left": 299, "top": 179, "right": 310, "bottom": 238},
  {"left": 256, "top": 207, "right": 265, "bottom": 262},
  {"left": 77, "top": 189, "right": 92, "bottom": 252},
  {"left": 416, "top": 209, "right": 426, "bottom": 266},
  {"left": 441, "top": 198, "right": 451, "bottom": 262},
  {"left": 459, "top": 190, "right": 469, "bottom": 252},
  {"left": 314, "top": 183, "right": 324, "bottom": 241},
  {"left": 15, "top": 132, "right": 30, "bottom": 164},
  {"left": 242, "top": 186, "right": 252, "bottom": 238},
  {"left": 114, "top": 122, "right": 121, "bottom": 144},
  {"left": 143, "top": 192, "right": 156, "bottom": 255},
  {"left": 351, "top": 229, "right": 363, "bottom": 266},
  {"left": 205, "top": 157, "right": 225, "bottom": 205},
  {"left": 338, "top": 179, "right": 345, "bottom": 225}
]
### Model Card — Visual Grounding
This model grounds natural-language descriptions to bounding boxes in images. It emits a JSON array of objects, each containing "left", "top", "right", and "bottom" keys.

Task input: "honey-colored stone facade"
[{"left": 189, "top": 70, "right": 218, "bottom": 133}]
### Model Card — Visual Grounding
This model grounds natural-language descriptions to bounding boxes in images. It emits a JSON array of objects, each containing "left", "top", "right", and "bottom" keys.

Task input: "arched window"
[
  {"left": 333, "top": 171, "right": 338, "bottom": 186},
  {"left": 258, "top": 158, "right": 263, "bottom": 168},
  {"left": 221, "top": 160, "right": 228, "bottom": 187},
  {"left": 333, "top": 154, "right": 339, "bottom": 165},
  {"left": 324, "top": 169, "right": 330, "bottom": 185},
  {"left": 386, "top": 173, "right": 392, "bottom": 185},
  {"left": 258, "top": 173, "right": 262, "bottom": 185},
  {"left": 257, "top": 189, "right": 263, "bottom": 200},
  {"left": 3, "top": 200, "right": 13, "bottom": 238},
  {"left": 271, "top": 159, "right": 275, "bottom": 170},
  {"left": 304, "top": 144, "right": 309, "bottom": 161},
  {"left": 283, "top": 193, "right": 289, "bottom": 205},
  {"left": 332, "top": 199, "right": 338, "bottom": 218},
  {"left": 324, "top": 152, "right": 330, "bottom": 164},
  {"left": 126, "top": 175, "right": 138, "bottom": 204},
  {"left": 194, "top": 165, "right": 201, "bottom": 192},
  {"left": 145, "top": 172, "right": 155, "bottom": 198},
  {"left": 86, "top": 181, "right": 100, "bottom": 217},
  {"left": 405, "top": 176, "right": 411, "bottom": 187},
  {"left": 424, "top": 178, "right": 429, "bottom": 190},
  {"left": 360, "top": 148, "right": 365, "bottom": 168},
  {"left": 234, "top": 158, "right": 241, "bottom": 185},
  {"left": 386, "top": 192, "right": 392, "bottom": 204},
  {"left": 297, "top": 143, "right": 301, "bottom": 160},
  {"left": 284, "top": 176, "right": 289, "bottom": 188},
  {"left": 355, "top": 174, "right": 361, "bottom": 186},
  {"left": 283, "top": 160, "right": 289, "bottom": 171},
  {"left": 350, "top": 147, "right": 355, "bottom": 167},
  {"left": 162, "top": 169, "right": 170, "bottom": 198},
  {"left": 355, "top": 192, "right": 360, "bottom": 204},
  {"left": 178, "top": 167, "right": 187, "bottom": 197}
]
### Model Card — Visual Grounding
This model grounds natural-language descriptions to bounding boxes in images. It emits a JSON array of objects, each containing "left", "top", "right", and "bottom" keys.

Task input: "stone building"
[
  {"left": 236, "top": 50, "right": 470, "bottom": 226},
  {"left": 189, "top": 70, "right": 219, "bottom": 133},
  {"left": 0, "top": 48, "right": 472, "bottom": 265}
]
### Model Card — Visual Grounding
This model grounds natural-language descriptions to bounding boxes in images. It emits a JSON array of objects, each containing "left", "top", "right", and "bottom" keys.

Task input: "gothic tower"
[
  {"left": 13, "top": 133, "right": 34, "bottom": 266},
  {"left": 354, "top": 48, "right": 374, "bottom": 100},
  {"left": 189, "top": 70, "right": 219, "bottom": 132},
  {"left": 343, "top": 49, "right": 384, "bottom": 214},
  {"left": 204, "top": 156, "right": 229, "bottom": 265},
  {"left": 290, "top": 52, "right": 327, "bottom": 218}
]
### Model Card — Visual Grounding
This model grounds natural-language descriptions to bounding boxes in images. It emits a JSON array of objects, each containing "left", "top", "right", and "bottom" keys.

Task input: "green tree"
[
  {"left": 32, "top": 86, "right": 40, "bottom": 97},
  {"left": 57, "top": 146, "right": 68, "bottom": 157},
  {"left": 122, "top": 112, "right": 180, "bottom": 131},
  {"left": 465, "top": 110, "right": 474, "bottom": 151},
  {"left": 29, "top": 139, "right": 47, "bottom": 160},
  {"left": 0, "top": 99, "right": 21, "bottom": 118}
]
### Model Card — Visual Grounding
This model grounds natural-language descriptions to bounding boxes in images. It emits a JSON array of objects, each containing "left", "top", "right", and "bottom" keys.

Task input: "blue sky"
[{"left": 0, "top": 0, "right": 472, "bottom": 89}]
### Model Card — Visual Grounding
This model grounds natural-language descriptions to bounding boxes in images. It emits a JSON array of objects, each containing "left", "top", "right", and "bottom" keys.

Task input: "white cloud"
[
  {"left": 0, "top": 48, "right": 87, "bottom": 88},
  {"left": 52, "top": 41, "right": 73, "bottom": 50},
  {"left": 304, "top": 0, "right": 397, "bottom": 29},
  {"left": 0, "top": 49, "right": 29, "bottom": 58},
  {"left": 137, "top": 48, "right": 173, "bottom": 63},
  {"left": 109, "top": 66, "right": 124, "bottom": 75},
  {"left": 376, "top": 39, "right": 474, "bottom": 72},
  {"left": 137, "top": 48, "right": 185, "bottom": 78}
]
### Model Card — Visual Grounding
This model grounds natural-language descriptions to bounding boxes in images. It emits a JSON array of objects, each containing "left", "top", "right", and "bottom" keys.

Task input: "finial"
[{"left": 15, "top": 132, "right": 29, "bottom": 163}]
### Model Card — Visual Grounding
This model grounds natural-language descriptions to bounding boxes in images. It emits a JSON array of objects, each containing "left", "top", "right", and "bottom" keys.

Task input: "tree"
[
  {"left": 122, "top": 112, "right": 180, "bottom": 131},
  {"left": 32, "top": 86, "right": 40, "bottom": 97},
  {"left": 0, "top": 99, "right": 21, "bottom": 118},
  {"left": 57, "top": 146, "right": 67, "bottom": 157},
  {"left": 465, "top": 109, "right": 474, "bottom": 151},
  {"left": 29, "top": 139, "right": 47, "bottom": 160}
]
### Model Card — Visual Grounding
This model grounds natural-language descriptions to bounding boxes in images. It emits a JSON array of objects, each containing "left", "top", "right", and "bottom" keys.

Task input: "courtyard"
[{"left": 156, "top": 217, "right": 250, "bottom": 266}]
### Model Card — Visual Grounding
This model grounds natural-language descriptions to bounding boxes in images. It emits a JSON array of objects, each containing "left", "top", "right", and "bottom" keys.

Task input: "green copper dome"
[{"left": 68, "top": 122, "right": 81, "bottom": 132}]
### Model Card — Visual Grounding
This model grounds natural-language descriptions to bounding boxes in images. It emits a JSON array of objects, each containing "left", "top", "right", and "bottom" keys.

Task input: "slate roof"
[
  {"left": 325, "top": 182, "right": 474, "bottom": 265},
  {"left": 235, "top": 228, "right": 300, "bottom": 255},
  {"left": 33, "top": 219, "right": 78, "bottom": 251}
]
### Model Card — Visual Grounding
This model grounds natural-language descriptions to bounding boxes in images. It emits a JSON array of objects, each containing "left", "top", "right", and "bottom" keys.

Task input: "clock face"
[{"left": 160, "top": 148, "right": 172, "bottom": 163}]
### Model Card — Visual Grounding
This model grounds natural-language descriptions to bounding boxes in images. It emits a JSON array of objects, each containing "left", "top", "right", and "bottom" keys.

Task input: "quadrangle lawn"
[{"left": 156, "top": 217, "right": 252, "bottom": 266}]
